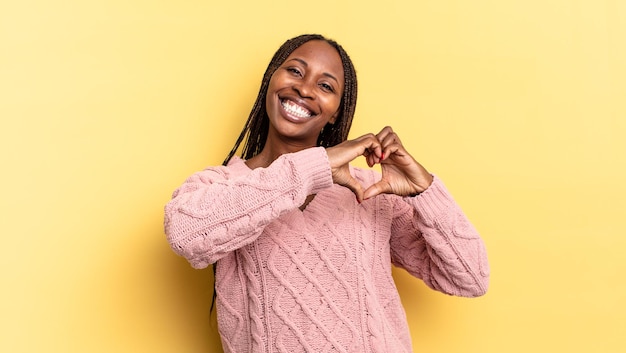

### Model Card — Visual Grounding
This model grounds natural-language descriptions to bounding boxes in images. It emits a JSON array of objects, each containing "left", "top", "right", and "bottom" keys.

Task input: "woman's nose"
[{"left": 293, "top": 78, "right": 315, "bottom": 99}]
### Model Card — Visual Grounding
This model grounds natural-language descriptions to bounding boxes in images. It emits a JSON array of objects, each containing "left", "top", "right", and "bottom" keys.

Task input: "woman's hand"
[
  {"left": 326, "top": 133, "right": 382, "bottom": 203},
  {"left": 362, "top": 126, "right": 433, "bottom": 200},
  {"left": 326, "top": 127, "right": 433, "bottom": 202}
]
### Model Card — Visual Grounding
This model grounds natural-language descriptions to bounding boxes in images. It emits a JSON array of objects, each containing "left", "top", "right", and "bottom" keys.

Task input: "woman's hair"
[{"left": 222, "top": 34, "right": 358, "bottom": 165}]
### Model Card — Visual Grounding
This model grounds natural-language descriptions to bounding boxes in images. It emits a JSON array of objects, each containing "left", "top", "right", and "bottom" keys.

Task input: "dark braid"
[{"left": 211, "top": 34, "right": 358, "bottom": 314}]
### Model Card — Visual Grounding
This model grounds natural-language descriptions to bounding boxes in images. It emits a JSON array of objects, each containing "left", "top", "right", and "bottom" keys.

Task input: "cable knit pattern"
[{"left": 164, "top": 147, "right": 490, "bottom": 353}]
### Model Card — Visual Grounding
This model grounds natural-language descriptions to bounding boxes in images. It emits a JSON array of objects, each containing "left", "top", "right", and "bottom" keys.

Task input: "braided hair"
[
  {"left": 222, "top": 33, "right": 358, "bottom": 165},
  {"left": 211, "top": 34, "right": 358, "bottom": 314}
]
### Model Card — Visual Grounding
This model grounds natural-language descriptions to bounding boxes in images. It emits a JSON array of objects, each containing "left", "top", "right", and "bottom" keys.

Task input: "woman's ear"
[{"left": 329, "top": 110, "right": 339, "bottom": 125}]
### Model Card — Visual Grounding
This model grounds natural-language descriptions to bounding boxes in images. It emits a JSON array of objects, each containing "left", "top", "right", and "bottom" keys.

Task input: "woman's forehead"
[{"left": 285, "top": 40, "right": 344, "bottom": 80}]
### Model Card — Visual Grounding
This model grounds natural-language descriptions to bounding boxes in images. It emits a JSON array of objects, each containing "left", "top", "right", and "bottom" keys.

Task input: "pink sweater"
[{"left": 165, "top": 147, "right": 489, "bottom": 353}]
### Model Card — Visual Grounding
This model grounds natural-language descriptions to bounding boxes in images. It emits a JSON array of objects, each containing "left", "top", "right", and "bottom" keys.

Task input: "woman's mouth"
[{"left": 281, "top": 99, "right": 313, "bottom": 118}]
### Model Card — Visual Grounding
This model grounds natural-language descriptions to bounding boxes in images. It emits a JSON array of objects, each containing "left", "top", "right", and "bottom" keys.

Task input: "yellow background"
[{"left": 1, "top": 0, "right": 625, "bottom": 352}]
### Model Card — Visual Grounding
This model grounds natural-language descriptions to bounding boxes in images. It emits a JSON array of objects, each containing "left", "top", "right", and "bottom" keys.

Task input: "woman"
[{"left": 165, "top": 34, "right": 489, "bottom": 353}]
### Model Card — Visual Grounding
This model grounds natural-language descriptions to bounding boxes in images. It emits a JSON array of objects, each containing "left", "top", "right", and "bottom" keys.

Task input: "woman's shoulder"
[
  {"left": 214, "top": 155, "right": 252, "bottom": 173},
  {"left": 185, "top": 156, "right": 251, "bottom": 184}
]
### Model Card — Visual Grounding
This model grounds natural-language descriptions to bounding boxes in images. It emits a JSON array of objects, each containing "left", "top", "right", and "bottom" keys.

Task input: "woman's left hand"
[{"left": 363, "top": 126, "right": 434, "bottom": 200}]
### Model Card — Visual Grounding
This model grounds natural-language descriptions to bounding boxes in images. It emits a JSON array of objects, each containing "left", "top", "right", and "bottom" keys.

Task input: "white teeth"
[{"left": 281, "top": 100, "right": 312, "bottom": 118}]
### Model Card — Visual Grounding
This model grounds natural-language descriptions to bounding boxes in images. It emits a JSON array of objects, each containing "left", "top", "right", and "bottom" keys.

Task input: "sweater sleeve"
[
  {"left": 164, "top": 147, "right": 333, "bottom": 269},
  {"left": 389, "top": 176, "right": 490, "bottom": 297}
]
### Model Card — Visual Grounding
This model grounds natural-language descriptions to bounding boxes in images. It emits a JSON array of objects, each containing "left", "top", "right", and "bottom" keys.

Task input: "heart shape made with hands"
[{"left": 325, "top": 127, "right": 433, "bottom": 203}]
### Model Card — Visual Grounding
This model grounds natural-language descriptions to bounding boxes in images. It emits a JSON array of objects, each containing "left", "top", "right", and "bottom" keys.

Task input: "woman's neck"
[{"left": 246, "top": 136, "right": 317, "bottom": 169}]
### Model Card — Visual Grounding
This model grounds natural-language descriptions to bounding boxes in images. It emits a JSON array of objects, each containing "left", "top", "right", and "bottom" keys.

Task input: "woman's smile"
[{"left": 280, "top": 98, "right": 314, "bottom": 120}]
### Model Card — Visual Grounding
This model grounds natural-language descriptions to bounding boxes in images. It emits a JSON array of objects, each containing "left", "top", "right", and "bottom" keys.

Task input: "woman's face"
[{"left": 265, "top": 40, "right": 345, "bottom": 147}]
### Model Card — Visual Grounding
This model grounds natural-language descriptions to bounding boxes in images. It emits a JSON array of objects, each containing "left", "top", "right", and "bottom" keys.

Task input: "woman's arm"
[
  {"left": 164, "top": 147, "right": 333, "bottom": 268},
  {"left": 340, "top": 126, "right": 489, "bottom": 297},
  {"left": 389, "top": 177, "right": 490, "bottom": 297}
]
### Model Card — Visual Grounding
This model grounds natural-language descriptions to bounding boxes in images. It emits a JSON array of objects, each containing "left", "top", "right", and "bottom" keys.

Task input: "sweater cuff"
[
  {"left": 290, "top": 147, "right": 333, "bottom": 195},
  {"left": 405, "top": 175, "right": 456, "bottom": 220}
]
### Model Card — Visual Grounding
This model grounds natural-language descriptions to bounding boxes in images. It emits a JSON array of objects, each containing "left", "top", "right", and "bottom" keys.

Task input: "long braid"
[
  {"left": 212, "top": 34, "right": 358, "bottom": 314},
  {"left": 317, "top": 44, "right": 358, "bottom": 147}
]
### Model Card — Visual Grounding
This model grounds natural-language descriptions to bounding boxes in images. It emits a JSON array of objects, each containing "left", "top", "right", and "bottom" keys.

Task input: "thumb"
[
  {"left": 339, "top": 175, "right": 365, "bottom": 203},
  {"left": 363, "top": 180, "right": 390, "bottom": 200}
]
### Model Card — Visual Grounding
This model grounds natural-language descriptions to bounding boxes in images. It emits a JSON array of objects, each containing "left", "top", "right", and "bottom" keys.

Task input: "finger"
[
  {"left": 364, "top": 150, "right": 374, "bottom": 167},
  {"left": 363, "top": 180, "right": 391, "bottom": 200},
  {"left": 367, "top": 153, "right": 377, "bottom": 168},
  {"left": 376, "top": 127, "right": 405, "bottom": 162},
  {"left": 327, "top": 137, "right": 376, "bottom": 169},
  {"left": 381, "top": 132, "right": 401, "bottom": 149},
  {"left": 375, "top": 126, "right": 395, "bottom": 147},
  {"left": 344, "top": 177, "right": 365, "bottom": 203},
  {"left": 363, "top": 148, "right": 380, "bottom": 167},
  {"left": 355, "top": 134, "right": 383, "bottom": 160},
  {"left": 376, "top": 126, "right": 393, "bottom": 139},
  {"left": 380, "top": 143, "right": 403, "bottom": 164}
]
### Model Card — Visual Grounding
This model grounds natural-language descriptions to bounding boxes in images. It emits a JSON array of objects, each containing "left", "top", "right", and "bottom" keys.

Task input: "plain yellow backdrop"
[{"left": 1, "top": 0, "right": 625, "bottom": 352}]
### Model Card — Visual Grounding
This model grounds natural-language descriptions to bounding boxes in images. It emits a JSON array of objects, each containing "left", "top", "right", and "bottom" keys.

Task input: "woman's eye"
[
  {"left": 320, "top": 83, "right": 334, "bottom": 92},
  {"left": 287, "top": 67, "right": 302, "bottom": 76}
]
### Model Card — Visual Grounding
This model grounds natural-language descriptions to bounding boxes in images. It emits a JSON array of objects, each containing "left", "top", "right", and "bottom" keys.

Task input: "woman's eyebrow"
[{"left": 286, "top": 58, "right": 340, "bottom": 84}]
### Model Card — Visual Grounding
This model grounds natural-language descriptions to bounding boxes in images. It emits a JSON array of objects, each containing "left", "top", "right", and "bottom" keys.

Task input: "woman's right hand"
[{"left": 325, "top": 134, "right": 382, "bottom": 203}]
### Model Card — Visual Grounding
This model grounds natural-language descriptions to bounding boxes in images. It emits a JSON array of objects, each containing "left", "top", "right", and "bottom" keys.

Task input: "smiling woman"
[{"left": 164, "top": 33, "right": 489, "bottom": 353}]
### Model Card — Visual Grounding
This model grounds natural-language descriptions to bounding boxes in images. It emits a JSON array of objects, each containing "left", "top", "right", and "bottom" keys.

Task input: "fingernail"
[{"left": 381, "top": 153, "right": 385, "bottom": 160}]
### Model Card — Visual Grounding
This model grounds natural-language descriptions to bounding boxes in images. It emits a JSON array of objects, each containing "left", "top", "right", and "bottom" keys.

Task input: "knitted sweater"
[{"left": 165, "top": 147, "right": 489, "bottom": 353}]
